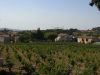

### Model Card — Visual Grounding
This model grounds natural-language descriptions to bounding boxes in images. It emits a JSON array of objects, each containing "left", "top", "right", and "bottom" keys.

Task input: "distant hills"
[
  {"left": 0, "top": 27, "right": 100, "bottom": 33},
  {"left": 0, "top": 28, "right": 23, "bottom": 32}
]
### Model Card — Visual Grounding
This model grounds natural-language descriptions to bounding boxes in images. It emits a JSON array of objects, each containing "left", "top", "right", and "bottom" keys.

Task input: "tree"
[
  {"left": 92, "top": 27, "right": 100, "bottom": 36},
  {"left": 31, "top": 32, "right": 37, "bottom": 41},
  {"left": 68, "top": 29, "right": 78, "bottom": 35},
  {"left": 90, "top": 0, "right": 100, "bottom": 10},
  {"left": 92, "top": 27, "right": 100, "bottom": 32},
  {"left": 36, "top": 28, "right": 44, "bottom": 41},
  {"left": 19, "top": 31, "right": 31, "bottom": 43},
  {"left": 45, "top": 32, "right": 57, "bottom": 41}
]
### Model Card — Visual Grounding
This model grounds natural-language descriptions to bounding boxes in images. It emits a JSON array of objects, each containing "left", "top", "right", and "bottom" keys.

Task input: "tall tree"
[
  {"left": 36, "top": 28, "right": 44, "bottom": 41},
  {"left": 90, "top": 0, "right": 100, "bottom": 10}
]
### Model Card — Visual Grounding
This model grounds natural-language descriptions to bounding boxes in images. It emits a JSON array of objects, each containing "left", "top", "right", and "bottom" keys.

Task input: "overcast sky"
[{"left": 0, "top": 0, "right": 100, "bottom": 30}]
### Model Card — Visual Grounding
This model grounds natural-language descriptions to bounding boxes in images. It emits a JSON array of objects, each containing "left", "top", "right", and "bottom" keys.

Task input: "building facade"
[
  {"left": 77, "top": 36, "right": 95, "bottom": 44},
  {"left": 0, "top": 35, "right": 10, "bottom": 43}
]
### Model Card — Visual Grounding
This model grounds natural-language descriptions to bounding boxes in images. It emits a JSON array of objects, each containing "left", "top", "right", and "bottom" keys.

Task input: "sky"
[{"left": 0, "top": 0, "right": 100, "bottom": 30}]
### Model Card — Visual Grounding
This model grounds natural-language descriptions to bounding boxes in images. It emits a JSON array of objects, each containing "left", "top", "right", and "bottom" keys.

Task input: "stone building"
[{"left": 55, "top": 33, "right": 75, "bottom": 42}]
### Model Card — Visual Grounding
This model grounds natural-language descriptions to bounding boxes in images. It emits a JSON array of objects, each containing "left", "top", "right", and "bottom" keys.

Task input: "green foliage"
[
  {"left": 6, "top": 59, "right": 14, "bottom": 72},
  {"left": 18, "top": 28, "right": 80, "bottom": 42},
  {"left": 90, "top": 0, "right": 100, "bottom": 10},
  {"left": 21, "top": 62, "right": 37, "bottom": 75},
  {"left": 0, "top": 42, "right": 100, "bottom": 75},
  {"left": 67, "top": 28, "right": 79, "bottom": 35},
  {"left": 36, "top": 28, "right": 44, "bottom": 41},
  {"left": 45, "top": 32, "right": 57, "bottom": 41},
  {"left": 92, "top": 27, "right": 100, "bottom": 33},
  {"left": 31, "top": 32, "right": 37, "bottom": 41},
  {"left": 19, "top": 31, "right": 31, "bottom": 43}
]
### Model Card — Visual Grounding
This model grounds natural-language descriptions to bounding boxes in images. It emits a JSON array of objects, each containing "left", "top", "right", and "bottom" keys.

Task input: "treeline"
[
  {"left": 18, "top": 27, "right": 100, "bottom": 43},
  {"left": 1, "top": 27, "right": 99, "bottom": 43},
  {"left": 18, "top": 28, "right": 79, "bottom": 43}
]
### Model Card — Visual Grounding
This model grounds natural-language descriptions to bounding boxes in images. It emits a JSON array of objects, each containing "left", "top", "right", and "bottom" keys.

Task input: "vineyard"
[{"left": 0, "top": 42, "right": 100, "bottom": 75}]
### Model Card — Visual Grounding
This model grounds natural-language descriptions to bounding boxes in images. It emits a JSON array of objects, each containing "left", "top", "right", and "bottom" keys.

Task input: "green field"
[{"left": 0, "top": 42, "right": 100, "bottom": 75}]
